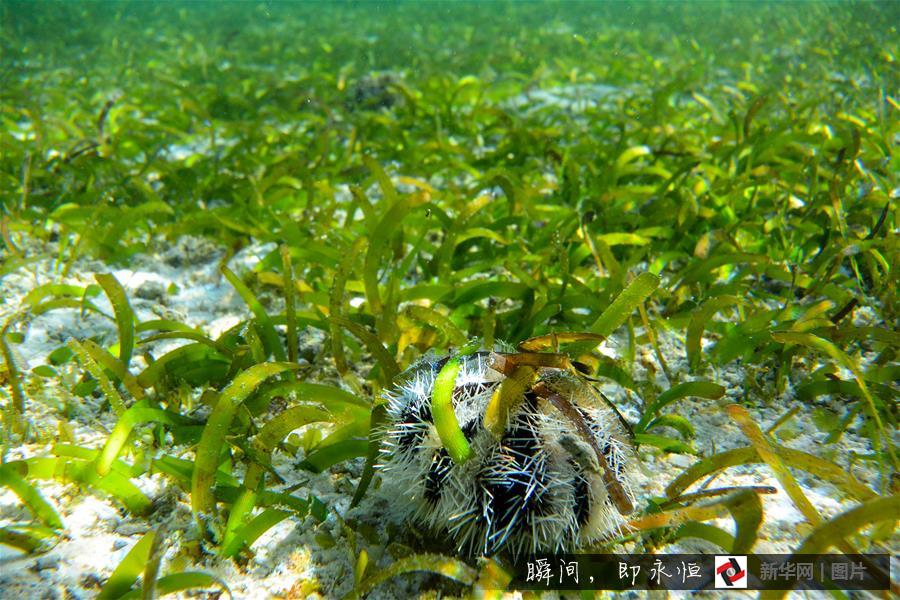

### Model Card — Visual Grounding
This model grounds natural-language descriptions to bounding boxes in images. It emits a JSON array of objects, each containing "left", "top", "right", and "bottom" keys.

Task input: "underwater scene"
[{"left": 0, "top": 0, "right": 897, "bottom": 598}]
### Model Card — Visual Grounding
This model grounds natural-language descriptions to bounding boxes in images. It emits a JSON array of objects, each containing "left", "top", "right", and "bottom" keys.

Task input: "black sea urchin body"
[{"left": 376, "top": 351, "right": 638, "bottom": 558}]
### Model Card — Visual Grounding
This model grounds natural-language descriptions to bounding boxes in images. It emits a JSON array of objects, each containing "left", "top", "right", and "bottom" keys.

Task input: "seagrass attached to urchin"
[{"left": 375, "top": 346, "right": 638, "bottom": 559}]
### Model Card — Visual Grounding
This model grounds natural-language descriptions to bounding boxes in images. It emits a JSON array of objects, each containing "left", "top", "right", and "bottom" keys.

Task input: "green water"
[{"left": 6, "top": 2, "right": 898, "bottom": 82}]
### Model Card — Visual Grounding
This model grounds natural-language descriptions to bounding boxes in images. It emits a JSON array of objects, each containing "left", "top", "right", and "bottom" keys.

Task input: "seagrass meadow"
[{"left": 0, "top": 0, "right": 898, "bottom": 598}]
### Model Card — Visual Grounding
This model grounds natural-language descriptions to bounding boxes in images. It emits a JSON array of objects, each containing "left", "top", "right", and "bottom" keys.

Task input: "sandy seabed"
[{"left": 0, "top": 235, "right": 894, "bottom": 599}]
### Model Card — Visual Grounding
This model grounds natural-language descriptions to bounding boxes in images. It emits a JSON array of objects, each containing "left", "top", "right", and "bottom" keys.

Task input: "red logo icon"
[{"left": 715, "top": 556, "right": 747, "bottom": 588}]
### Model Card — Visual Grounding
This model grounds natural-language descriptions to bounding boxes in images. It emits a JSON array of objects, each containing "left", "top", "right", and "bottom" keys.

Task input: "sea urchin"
[{"left": 376, "top": 345, "right": 638, "bottom": 559}]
